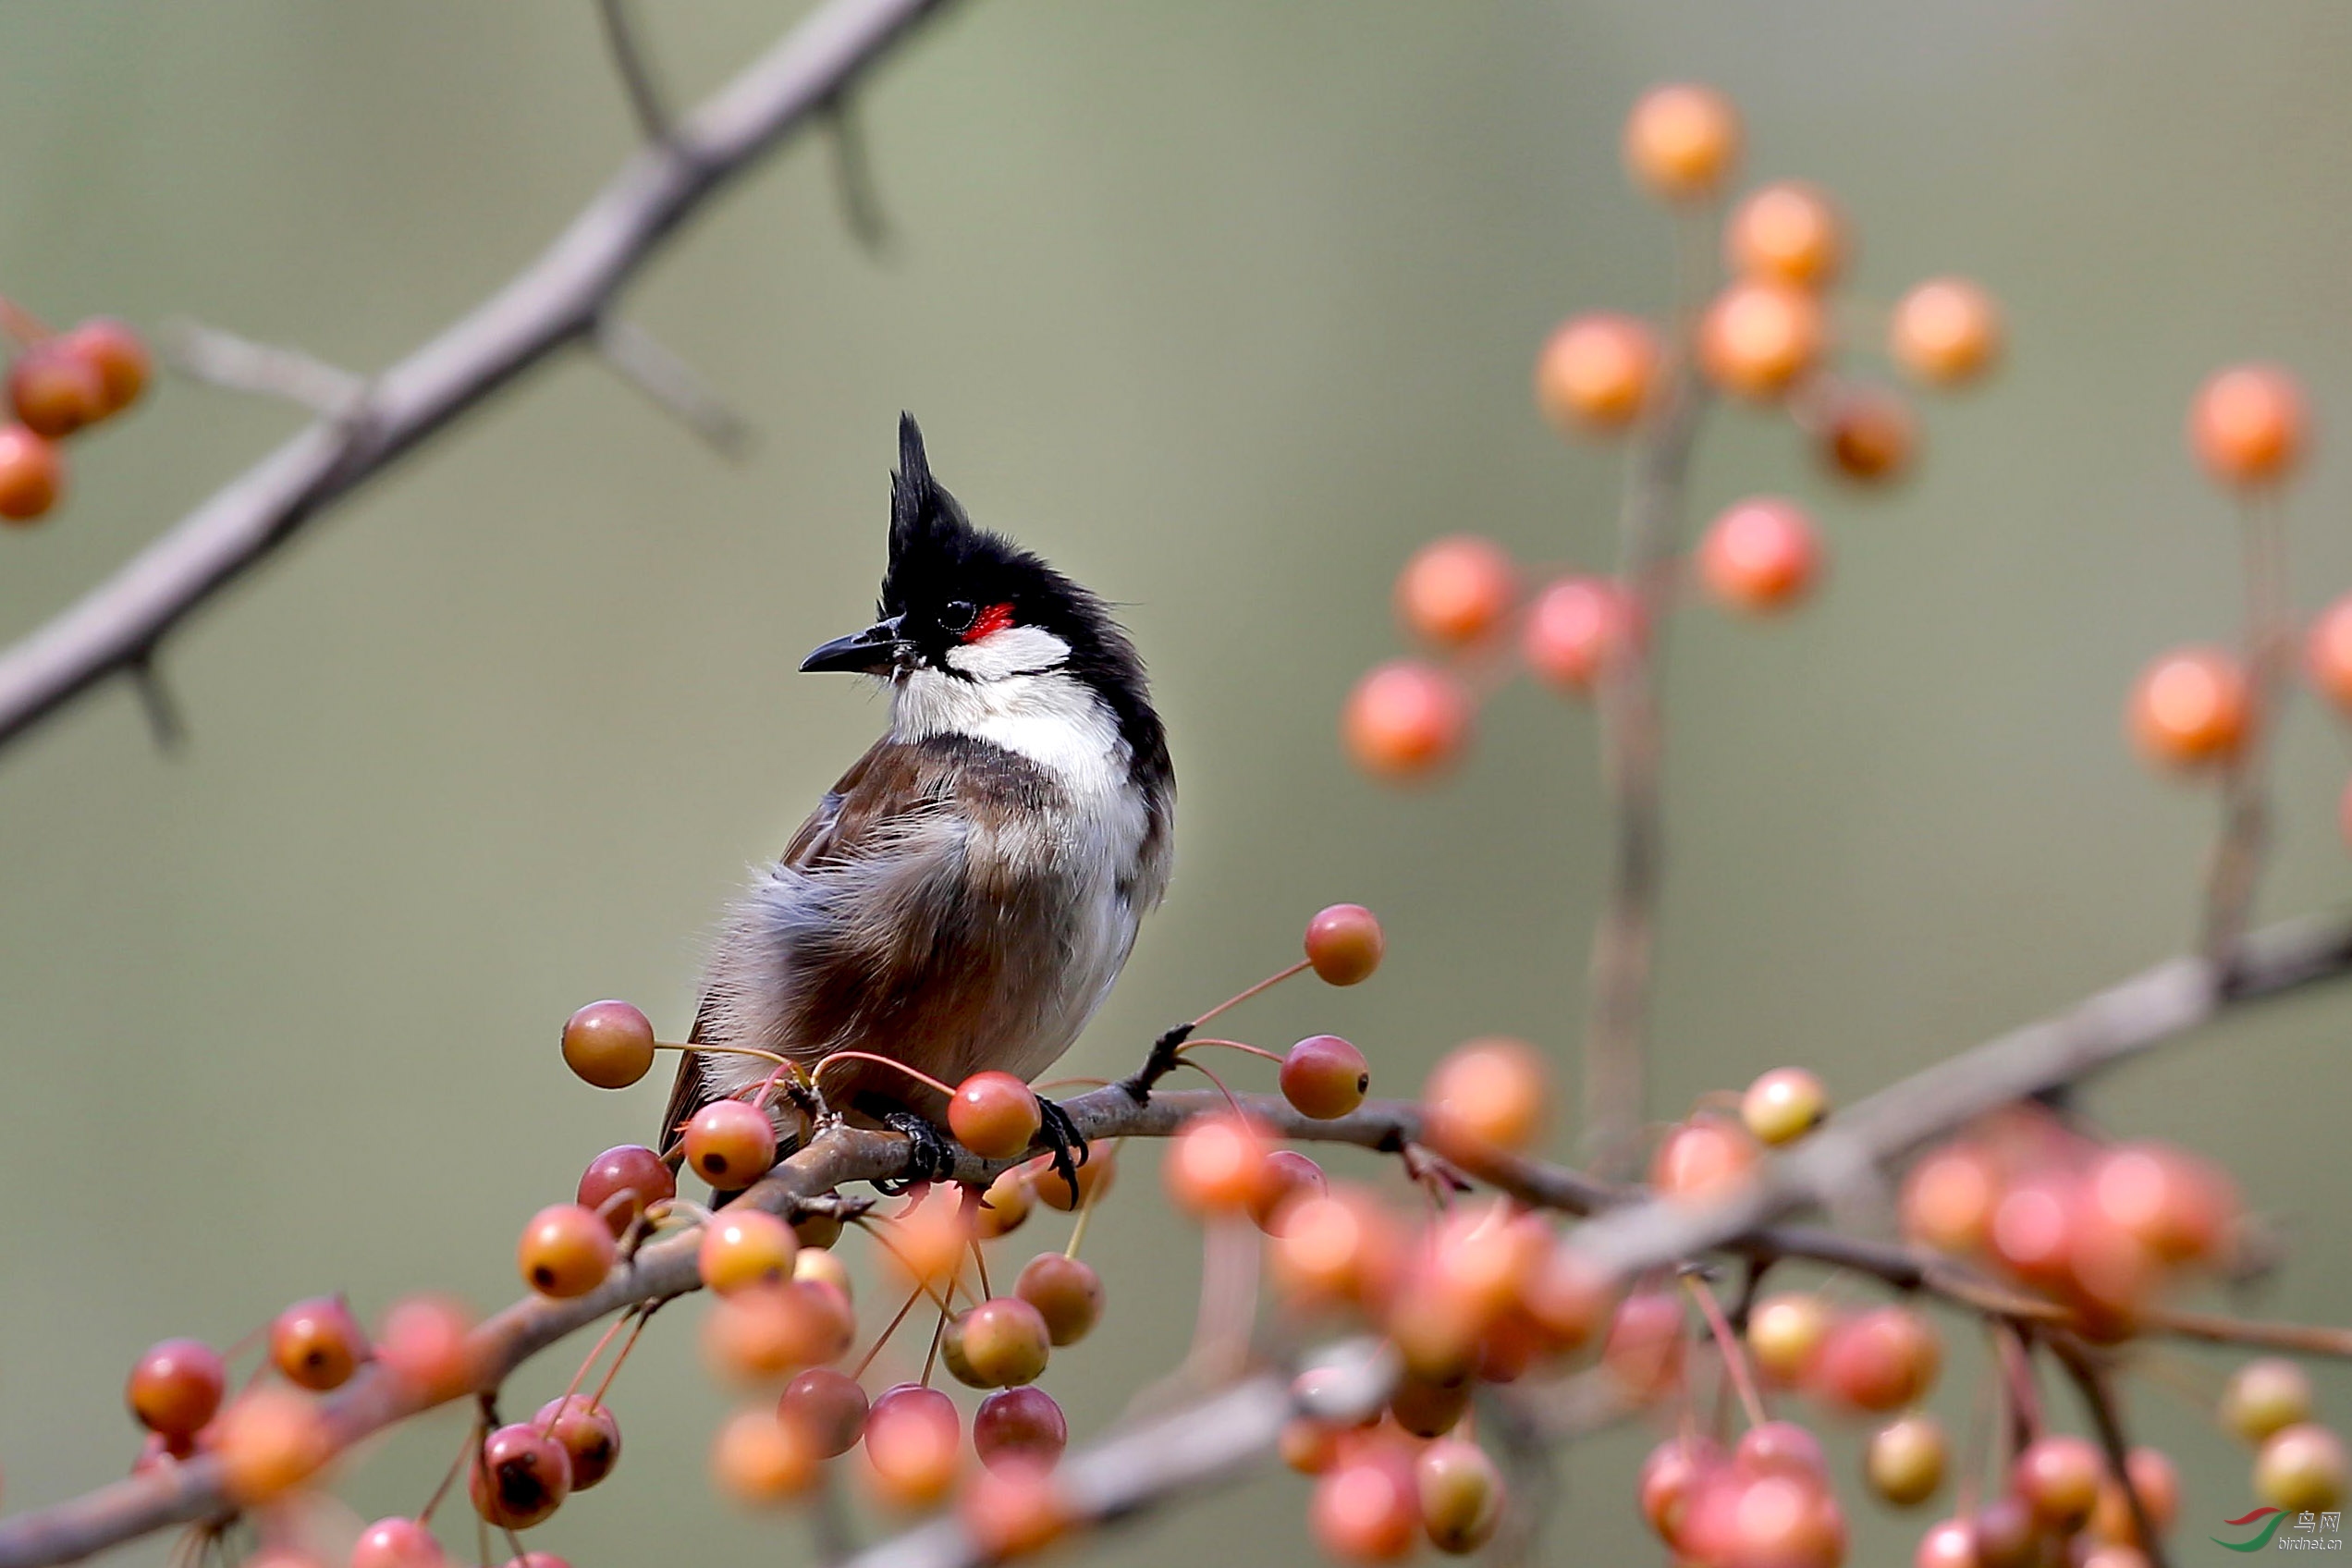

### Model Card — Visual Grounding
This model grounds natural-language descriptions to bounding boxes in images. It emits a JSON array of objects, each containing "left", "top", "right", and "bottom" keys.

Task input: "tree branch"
[{"left": 0, "top": 0, "right": 960, "bottom": 758}]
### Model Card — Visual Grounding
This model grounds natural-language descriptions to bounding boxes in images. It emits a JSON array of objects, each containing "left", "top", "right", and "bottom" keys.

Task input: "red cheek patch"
[{"left": 962, "top": 602, "right": 1016, "bottom": 643}]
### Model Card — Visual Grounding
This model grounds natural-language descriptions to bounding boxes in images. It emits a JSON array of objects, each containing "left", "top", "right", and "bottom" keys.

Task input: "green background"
[{"left": 1, "top": 2, "right": 2349, "bottom": 1563}]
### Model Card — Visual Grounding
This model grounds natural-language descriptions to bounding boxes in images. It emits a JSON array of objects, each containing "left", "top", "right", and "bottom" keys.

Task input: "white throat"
[{"left": 888, "top": 627, "right": 1128, "bottom": 794}]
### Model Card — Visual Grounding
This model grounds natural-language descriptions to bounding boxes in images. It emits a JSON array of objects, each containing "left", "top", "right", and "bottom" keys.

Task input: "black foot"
[
  {"left": 1116, "top": 1022, "right": 1196, "bottom": 1103},
  {"left": 872, "top": 1107, "right": 956, "bottom": 1194},
  {"left": 1035, "top": 1096, "right": 1090, "bottom": 1208}
]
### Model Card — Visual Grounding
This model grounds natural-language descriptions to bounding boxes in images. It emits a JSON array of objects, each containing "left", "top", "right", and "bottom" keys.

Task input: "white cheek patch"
[{"left": 944, "top": 624, "right": 1071, "bottom": 680}]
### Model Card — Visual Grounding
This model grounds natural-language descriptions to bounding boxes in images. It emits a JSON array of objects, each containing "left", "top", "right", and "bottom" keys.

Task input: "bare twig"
[
  {"left": 2050, "top": 1337, "right": 2173, "bottom": 1568},
  {"left": 592, "top": 317, "right": 753, "bottom": 458},
  {"left": 825, "top": 96, "right": 895, "bottom": 255},
  {"left": 593, "top": 0, "right": 673, "bottom": 145},
  {"left": 161, "top": 322, "right": 366, "bottom": 420},
  {"left": 126, "top": 655, "right": 185, "bottom": 754},
  {"left": 0, "top": 0, "right": 960, "bottom": 759},
  {"left": 2200, "top": 492, "right": 2292, "bottom": 966}
]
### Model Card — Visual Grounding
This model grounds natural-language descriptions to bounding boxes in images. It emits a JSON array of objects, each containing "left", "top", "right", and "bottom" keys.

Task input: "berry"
[
  {"left": 1536, "top": 314, "right": 1660, "bottom": 433},
  {"left": 2191, "top": 363, "right": 2308, "bottom": 486},
  {"left": 1623, "top": 83, "right": 1740, "bottom": 200},
  {"left": 1727, "top": 181, "right": 1844, "bottom": 288},
  {"left": 1270, "top": 1186, "right": 1403, "bottom": 1308},
  {"left": 1397, "top": 536, "right": 1515, "bottom": 646},
  {"left": 1746, "top": 1292, "right": 1831, "bottom": 1386},
  {"left": 1734, "top": 1421, "right": 1828, "bottom": 1483},
  {"left": 0, "top": 425, "right": 60, "bottom": 522},
  {"left": 1866, "top": 1414, "right": 1947, "bottom": 1507},
  {"left": 699, "top": 1210, "right": 799, "bottom": 1295},
  {"left": 1344, "top": 660, "right": 1471, "bottom": 779},
  {"left": 470, "top": 1423, "right": 572, "bottom": 1529},
  {"left": 961, "top": 1458, "right": 1068, "bottom": 1558},
  {"left": 2012, "top": 1435, "right": 2101, "bottom": 1530},
  {"left": 1890, "top": 279, "right": 2002, "bottom": 386},
  {"left": 1416, "top": 1439, "right": 1503, "bottom": 1554},
  {"left": 704, "top": 1280, "right": 855, "bottom": 1380},
  {"left": 711, "top": 1408, "right": 816, "bottom": 1503},
  {"left": 559, "top": 1000, "right": 656, "bottom": 1089},
  {"left": 1815, "top": 1305, "right": 1940, "bottom": 1412},
  {"left": 1699, "top": 282, "right": 1824, "bottom": 399},
  {"left": 59, "top": 319, "right": 149, "bottom": 415},
  {"left": 2090, "top": 1447, "right": 2179, "bottom": 1546},
  {"left": 1822, "top": 383, "right": 1919, "bottom": 484},
  {"left": 955, "top": 1297, "right": 1052, "bottom": 1388},
  {"left": 779, "top": 1367, "right": 869, "bottom": 1458},
  {"left": 1312, "top": 1447, "right": 1422, "bottom": 1562},
  {"left": 2309, "top": 594, "right": 2352, "bottom": 711},
  {"left": 1518, "top": 1242, "right": 1611, "bottom": 1354},
  {"left": 2087, "top": 1142, "right": 2231, "bottom": 1265},
  {"left": 1650, "top": 1114, "right": 1760, "bottom": 1201},
  {"left": 1033, "top": 1146, "right": 1116, "bottom": 1213},
  {"left": 1971, "top": 1495, "right": 2040, "bottom": 1568},
  {"left": 534, "top": 1398, "right": 620, "bottom": 1489},
  {"left": 976, "top": 1167, "right": 1035, "bottom": 1239},
  {"left": 518, "top": 1205, "right": 617, "bottom": 1299},
  {"left": 1280, "top": 1035, "right": 1369, "bottom": 1120},
  {"left": 949, "top": 1071, "right": 1041, "bottom": 1159},
  {"left": 1523, "top": 575, "right": 1630, "bottom": 693},
  {"left": 1389, "top": 1206, "right": 1545, "bottom": 1378},
  {"left": 2257, "top": 1424, "right": 2347, "bottom": 1513},
  {"left": 1281, "top": 1417, "right": 1345, "bottom": 1476},
  {"left": 1640, "top": 1435, "right": 1722, "bottom": 1546},
  {"left": 7, "top": 344, "right": 105, "bottom": 438},
  {"left": 1249, "top": 1149, "right": 1328, "bottom": 1234},
  {"left": 864, "top": 1384, "right": 962, "bottom": 1509},
  {"left": 269, "top": 1296, "right": 368, "bottom": 1391},
  {"left": 1602, "top": 1291, "right": 1687, "bottom": 1402},
  {"left": 1698, "top": 497, "right": 1821, "bottom": 613},
  {"left": 1165, "top": 1113, "right": 1272, "bottom": 1215},
  {"left": 974, "top": 1386, "right": 1068, "bottom": 1472},
  {"left": 215, "top": 1387, "right": 332, "bottom": 1504},
  {"left": 127, "top": 1339, "right": 226, "bottom": 1439},
  {"left": 1305, "top": 903, "right": 1385, "bottom": 986},
  {"left": 683, "top": 1099, "right": 778, "bottom": 1189},
  {"left": 1743, "top": 1067, "right": 1829, "bottom": 1146},
  {"left": 1014, "top": 1253, "right": 1105, "bottom": 1346},
  {"left": 795, "top": 1246, "right": 852, "bottom": 1299},
  {"left": 1913, "top": 1518, "right": 1978, "bottom": 1568},
  {"left": 375, "top": 1294, "right": 477, "bottom": 1402},
  {"left": 1423, "top": 1036, "right": 1549, "bottom": 1152},
  {"left": 2129, "top": 647, "right": 2249, "bottom": 768},
  {"left": 2223, "top": 1357, "right": 2315, "bottom": 1443},
  {"left": 883, "top": 1182, "right": 975, "bottom": 1283},
  {"left": 1901, "top": 1144, "right": 2001, "bottom": 1254},
  {"left": 351, "top": 1518, "right": 445, "bottom": 1568},
  {"left": 577, "top": 1145, "right": 675, "bottom": 1236}
]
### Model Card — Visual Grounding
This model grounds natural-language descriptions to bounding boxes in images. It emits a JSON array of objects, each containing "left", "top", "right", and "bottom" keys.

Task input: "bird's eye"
[{"left": 939, "top": 600, "right": 977, "bottom": 634}]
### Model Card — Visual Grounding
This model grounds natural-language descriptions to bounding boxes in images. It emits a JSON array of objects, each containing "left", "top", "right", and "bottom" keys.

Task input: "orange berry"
[
  {"left": 127, "top": 1339, "right": 226, "bottom": 1439},
  {"left": 1742, "top": 1067, "right": 1828, "bottom": 1145},
  {"left": 2223, "top": 1357, "right": 2315, "bottom": 1444},
  {"left": 351, "top": 1518, "right": 445, "bottom": 1568},
  {"left": 1343, "top": 660, "right": 1471, "bottom": 780},
  {"left": 2129, "top": 647, "right": 2249, "bottom": 768},
  {"left": 1746, "top": 1292, "right": 1831, "bottom": 1386},
  {"left": 534, "top": 1397, "right": 621, "bottom": 1489},
  {"left": 1698, "top": 497, "right": 1821, "bottom": 613},
  {"left": 1536, "top": 313, "right": 1660, "bottom": 433},
  {"left": 2191, "top": 363, "right": 2308, "bottom": 486},
  {"left": 1281, "top": 1417, "right": 1345, "bottom": 1476},
  {"left": 1821, "top": 383, "right": 1919, "bottom": 484},
  {"left": 882, "top": 1182, "right": 974, "bottom": 1283},
  {"left": 1423, "top": 1036, "right": 1549, "bottom": 1153},
  {"left": 215, "top": 1387, "right": 332, "bottom": 1504},
  {"left": 0, "top": 424, "right": 61, "bottom": 522},
  {"left": 1517, "top": 1242, "right": 1611, "bottom": 1354},
  {"left": 59, "top": 319, "right": 150, "bottom": 416},
  {"left": 962, "top": 1458, "right": 1069, "bottom": 1558},
  {"left": 1522, "top": 575, "right": 1630, "bottom": 693},
  {"left": 576, "top": 1144, "right": 676, "bottom": 1237},
  {"left": 1281, "top": 1034, "right": 1369, "bottom": 1120},
  {"left": 2014, "top": 1435, "right": 2102, "bottom": 1530},
  {"left": 269, "top": 1296, "right": 368, "bottom": 1391},
  {"left": 1397, "top": 535, "right": 1515, "bottom": 646},
  {"left": 2087, "top": 1142, "right": 2232, "bottom": 1265},
  {"left": 1623, "top": 83, "right": 1741, "bottom": 200},
  {"left": 518, "top": 1204, "right": 617, "bottom": 1299},
  {"left": 1651, "top": 1115, "right": 1761, "bottom": 1201},
  {"left": 2309, "top": 594, "right": 2352, "bottom": 710},
  {"left": 1013, "top": 1253, "right": 1105, "bottom": 1347},
  {"left": 711, "top": 1407, "right": 817, "bottom": 1504},
  {"left": 1305, "top": 903, "right": 1384, "bottom": 986},
  {"left": 1032, "top": 1145, "right": 1116, "bottom": 1213},
  {"left": 7, "top": 343, "right": 106, "bottom": 438},
  {"left": 559, "top": 999, "right": 656, "bottom": 1089},
  {"left": 794, "top": 1244, "right": 852, "bottom": 1300},
  {"left": 1270, "top": 1184, "right": 1403, "bottom": 1309},
  {"left": 1890, "top": 278, "right": 2002, "bottom": 386},
  {"left": 1165, "top": 1113, "right": 1272, "bottom": 1216},
  {"left": 864, "top": 1384, "right": 963, "bottom": 1510},
  {"left": 1312, "top": 1448, "right": 1423, "bottom": 1562},
  {"left": 2259, "top": 1424, "right": 2348, "bottom": 1513},
  {"left": 1726, "top": 181, "right": 1844, "bottom": 288},
  {"left": 974, "top": 1167, "right": 1034, "bottom": 1239},
  {"left": 375, "top": 1294, "right": 478, "bottom": 1402},
  {"left": 1699, "top": 281, "right": 1823, "bottom": 398},
  {"left": 1417, "top": 1438, "right": 1504, "bottom": 1554},
  {"left": 469, "top": 1423, "right": 571, "bottom": 1529},
  {"left": 1914, "top": 1518, "right": 1979, "bottom": 1568},
  {"left": 1816, "top": 1306, "right": 1940, "bottom": 1413},
  {"left": 1249, "top": 1149, "right": 1328, "bottom": 1234},
  {"left": 1900, "top": 1143, "right": 2002, "bottom": 1254},
  {"left": 683, "top": 1099, "right": 778, "bottom": 1189},
  {"left": 699, "top": 1210, "right": 799, "bottom": 1295},
  {"left": 949, "top": 1071, "right": 1042, "bottom": 1159},
  {"left": 954, "top": 1297, "right": 1052, "bottom": 1389},
  {"left": 1602, "top": 1292, "right": 1687, "bottom": 1403},
  {"left": 1866, "top": 1414, "right": 1947, "bottom": 1507},
  {"left": 704, "top": 1280, "right": 855, "bottom": 1380}
]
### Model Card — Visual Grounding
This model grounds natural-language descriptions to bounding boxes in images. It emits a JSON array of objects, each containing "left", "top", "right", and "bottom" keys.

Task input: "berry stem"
[
  {"left": 851, "top": 1218, "right": 964, "bottom": 1314},
  {"left": 539, "top": 1308, "right": 637, "bottom": 1435},
  {"left": 653, "top": 1039, "right": 790, "bottom": 1066},
  {"left": 920, "top": 1302, "right": 948, "bottom": 1388},
  {"left": 811, "top": 1050, "right": 958, "bottom": 1103},
  {"left": 1176, "top": 1056, "right": 1249, "bottom": 1120},
  {"left": 417, "top": 1415, "right": 483, "bottom": 1525},
  {"left": 1180, "top": 1037, "right": 1287, "bottom": 1066},
  {"left": 969, "top": 1234, "right": 992, "bottom": 1300},
  {"left": 854, "top": 1283, "right": 929, "bottom": 1381},
  {"left": 1189, "top": 959, "right": 1313, "bottom": 1030},
  {"left": 1064, "top": 1136, "right": 1127, "bottom": 1260},
  {"left": 588, "top": 1304, "right": 656, "bottom": 1409},
  {"left": 1680, "top": 1273, "right": 1767, "bottom": 1431}
]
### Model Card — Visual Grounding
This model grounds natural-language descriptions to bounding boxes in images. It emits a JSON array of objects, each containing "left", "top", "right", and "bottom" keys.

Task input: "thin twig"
[
  {"left": 2049, "top": 1337, "right": 2174, "bottom": 1568},
  {"left": 824, "top": 95, "right": 894, "bottom": 255},
  {"left": 593, "top": 0, "right": 674, "bottom": 145},
  {"left": 162, "top": 322, "right": 367, "bottom": 420},
  {"left": 2201, "top": 491, "right": 2292, "bottom": 966},
  {"left": 592, "top": 316, "right": 753, "bottom": 458}
]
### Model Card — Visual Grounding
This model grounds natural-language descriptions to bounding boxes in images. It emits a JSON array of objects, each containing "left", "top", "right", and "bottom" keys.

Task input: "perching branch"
[{"left": 0, "top": 0, "right": 961, "bottom": 758}]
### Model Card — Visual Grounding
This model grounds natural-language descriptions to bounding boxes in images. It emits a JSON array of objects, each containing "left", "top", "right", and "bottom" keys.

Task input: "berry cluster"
[
  {"left": 0, "top": 300, "right": 150, "bottom": 524},
  {"left": 1345, "top": 82, "right": 2000, "bottom": 781}
]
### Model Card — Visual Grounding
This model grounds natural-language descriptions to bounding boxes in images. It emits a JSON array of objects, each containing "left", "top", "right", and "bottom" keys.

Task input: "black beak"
[{"left": 801, "top": 615, "right": 906, "bottom": 675}]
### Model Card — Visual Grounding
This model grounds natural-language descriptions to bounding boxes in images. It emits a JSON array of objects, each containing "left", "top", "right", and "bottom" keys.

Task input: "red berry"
[
  {"left": 2012, "top": 1435, "right": 2101, "bottom": 1530},
  {"left": 1522, "top": 575, "right": 1630, "bottom": 693},
  {"left": 779, "top": 1367, "right": 869, "bottom": 1458},
  {"left": 1913, "top": 1518, "right": 1978, "bottom": 1568},
  {"left": 1650, "top": 1114, "right": 1761, "bottom": 1201},
  {"left": 1814, "top": 1305, "right": 1940, "bottom": 1412},
  {"left": 1305, "top": 903, "right": 1384, "bottom": 986},
  {"left": 863, "top": 1384, "right": 962, "bottom": 1509},
  {"left": 1639, "top": 1435, "right": 1723, "bottom": 1546},
  {"left": 1396, "top": 536, "right": 1515, "bottom": 646},
  {"left": 7, "top": 343, "right": 105, "bottom": 438},
  {"left": 1901, "top": 1143, "right": 2002, "bottom": 1254},
  {"left": 469, "top": 1423, "right": 572, "bottom": 1529},
  {"left": 351, "top": 1517, "right": 446, "bottom": 1568},
  {"left": 699, "top": 1210, "right": 799, "bottom": 1295},
  {"left": 1344, "top": 661, "right": 1471, "bottom": 779},
  {"left": 0, "top": 423, "right": 62, "bottom": 521},
  {"left": 974, "top": 1386, "right": 1068, "bottom": 1472},
  {"left": 1602, "top": 1291, "right": 1687, "bottom": 1402},
  {"left": 576, "top": 1144, "right": 676, "bottom": 1236},
  {"left": 1280, "top": 1035, "right": 1369, "bottom": 1120},
  {"left": 1312, "top": 1447, "right": 1422, "bottom": 1562},
  {"left": 1699, "top": 497, "right": 1822, "bottom": 612},
  {"left": 949, "top": 1071, "right": 1041, "bottom": 1159},
  {"left": 517, "top": 1204, "right": 618, "bottom": 1299},
  {"left": 683, "top": 1099, "right": 778, "bottom": 1189},
  {"left": 1249, "top": 1149, "right": 1328, "bottom": 1234},
  {"left": 703, "top": 1280, "right": 856, "bottom": 1380},
  {"left": 126, "top": 1339, "right": 225, "bottom": 1440},
  {"left": 961, "top": 1457, "right": 1069, "bottom": 1557},
  {"left": 1822, "top": 383, "right": 1919, "bottom": 484},
  {"left": 59, "top": 319, "right": 149, "bottom": 415},
  {"left": 533, "top": 1397, "right": 621, "bottom": 1489},
  {"left": 375, "top": 1295, "right": 476, "bottom": 1403},
  {"left": 269, "top": 1296, "right": 368, "bottom": 1391},
  {"left": 2191, "top": 363, "right": 2308, "bottom": 486},
  {"left": 560, "top": 1000, "right": 656, "bottom": 1089},
  {"left": 1013, "top": 1252, "right": 1105, "bottom": 1347},
  {"left": 1268, "top": 1185, "right": 1403, "bottom": 1309},
  {"left": 1735, "top": 1421, "right": 1828, "bottom": 1483},
  {"left": 2309, "top": 594, "right": 2352, "bottom": 711},
  {"left": 2087, "top": 1141, "right": 2232, "bottom": 1265},
  {"left": 1165, "top": 1113, "right": 1273, "bottom": 1216},
  {"left": 1536, "top": 314, "right": 1660, "bottom": 433}
]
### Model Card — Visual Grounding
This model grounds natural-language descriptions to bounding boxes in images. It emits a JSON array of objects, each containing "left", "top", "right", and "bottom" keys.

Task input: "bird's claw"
[
  {"left": 1035, "top": 1096, "right": 1090, "bottom": 1208},
  {"left": 874, "top": 1109, "right": 956, "bottom": 1194}
]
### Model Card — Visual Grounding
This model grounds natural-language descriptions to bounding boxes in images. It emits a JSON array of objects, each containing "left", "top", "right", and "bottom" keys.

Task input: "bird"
[{"left": 658, "top": 413, "right": 1175, "bottom": 1194}]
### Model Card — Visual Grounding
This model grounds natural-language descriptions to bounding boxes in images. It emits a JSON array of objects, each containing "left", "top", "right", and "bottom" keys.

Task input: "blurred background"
[{"left": 3, "top": 2, "right": 2351, "bottom": 1563}]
